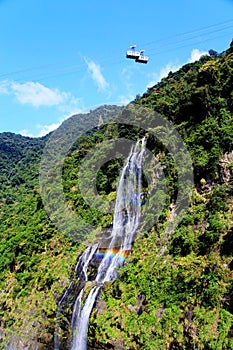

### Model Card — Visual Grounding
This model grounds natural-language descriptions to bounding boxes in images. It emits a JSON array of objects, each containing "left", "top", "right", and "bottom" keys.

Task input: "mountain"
[
  {"left": 0, "top": 43, "right": 233, "bottom": 349},
  {"left": 87, "top": 42, "right": 233, "bottom": 350},
  {"left": 0, "top": 105, "right": 123, "bottom": 349},
  {"left": 0, "top": 132, "right": 46, "bottom": 189}
]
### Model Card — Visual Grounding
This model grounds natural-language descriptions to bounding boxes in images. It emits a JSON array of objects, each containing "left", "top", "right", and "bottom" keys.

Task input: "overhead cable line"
[
  {"left": 145, "top": 23, "right": 233, "bottom": 54},
  {"left": 0, "top": 19, "right": 232, "bottom": 82},
  {"left": 139, "top": 19, "right": 233, "bottom": 48}
]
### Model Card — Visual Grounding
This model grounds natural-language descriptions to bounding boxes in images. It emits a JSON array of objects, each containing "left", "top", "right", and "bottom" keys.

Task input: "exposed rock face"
[
  {"left": 127, "top": 293, "right": 147, "bottom": 315},
  {"left": 0, "top": 331, "right": 46, "bottom": 350},
  {"left": 220, "top": 151, "right": 233, "bottom": 184}
]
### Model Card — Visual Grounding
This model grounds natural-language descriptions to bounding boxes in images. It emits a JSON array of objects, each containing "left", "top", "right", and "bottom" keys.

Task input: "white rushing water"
[
  {"left": 54, "top": 244, "right": 99, "bottom": 350},
  {"left": 57, "top": 137, "right": 146, "bottom": 350}
]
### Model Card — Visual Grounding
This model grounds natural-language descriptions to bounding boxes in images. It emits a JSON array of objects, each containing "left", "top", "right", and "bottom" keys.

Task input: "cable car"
[
  {"left": 135, "top": 50, "right": 149, "bottom": 64},
  {"left": 126, "top": 46, "right": 149, "bottom": 64},
  {"left": 126, "top": 45, "right": 140, "bottom": 59}
]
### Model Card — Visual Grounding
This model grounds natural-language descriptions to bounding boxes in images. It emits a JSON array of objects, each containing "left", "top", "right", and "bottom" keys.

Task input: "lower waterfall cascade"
[{"left": 55, "top": 137, "right": 146, "bottom": 350}]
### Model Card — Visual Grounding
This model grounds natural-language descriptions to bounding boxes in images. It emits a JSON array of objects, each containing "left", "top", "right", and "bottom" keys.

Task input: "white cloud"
[
  {"left": 0, "top": 80, "right": 74, "bottom": 107},
  {"left": 19, "top": 123, "right": 61, "bottom": 138},
  {"left": 0, "top": 80, "right": 10, "bottom": 94},
  {"left": 19, "top": 106, "right": 89, "bottom": 138},
  {"left": 19, "top": 129, "right": 35, "bottom": 138},
  {"left": 10, "top": 81, "right": 68, "bottom": 107},
  {"left": 36, "top": 122, "right": 61, "bottom": 137},
  {"left": 159, "top": 62, "right": 181, "bottom": 80},
  {"left": 0, "top": 80, "right": 85, "bottom": 137},
  {"left": 85, "top": 59, "right": 109, "bottom": 91},
  {"left": 189, "top": 48, "right": 208, "bottom": 63},
  {"left": 146, "top": 63, "right": 181, "bottom": 89},
  {"left": 20, "top": 122, "right": 62, "bottom": 137},
  {"left": 36, "top": 105, "right": 91, "bottom": 137},
  {"left": 146, "top": 48, "right": 209, "bottom": 89}
]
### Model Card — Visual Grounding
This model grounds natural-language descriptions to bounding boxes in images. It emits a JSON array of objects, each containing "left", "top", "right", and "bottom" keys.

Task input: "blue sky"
[{"left": 0, "top": 0, "right": 232, "bottom": 137}]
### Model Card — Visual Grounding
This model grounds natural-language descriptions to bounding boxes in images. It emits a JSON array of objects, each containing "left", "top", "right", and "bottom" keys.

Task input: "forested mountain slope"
[
  {"left": 87, "top": 42, "right": 233, "bottom": 349},
  {"left": 0, "top": 105, "right": 123, "bottom": 348},
  {"left": 0, "top": 132, "right": 46, "bottom": 190},
  {"left": 0, "top": 42, "right": 232, "bottom": 349}
]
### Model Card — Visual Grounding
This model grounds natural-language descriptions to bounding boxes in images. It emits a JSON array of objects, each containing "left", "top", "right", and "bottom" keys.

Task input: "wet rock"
[
  {"left": 95, "top": 299, "right": 107, "bottom": 315},
  {"left": 155, "top": 306, "right": 166, "bottom": 320},
  {"left": 220, "top": 151, "right": 233, "bottom": 183},
  {"left": 127, "top": 293, "right": 147, "bottom": 315}
]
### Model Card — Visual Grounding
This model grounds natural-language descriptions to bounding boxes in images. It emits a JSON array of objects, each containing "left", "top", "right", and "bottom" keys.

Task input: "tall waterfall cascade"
[{"left": 55, "top": 137, "right": 146, "bottom": 350}]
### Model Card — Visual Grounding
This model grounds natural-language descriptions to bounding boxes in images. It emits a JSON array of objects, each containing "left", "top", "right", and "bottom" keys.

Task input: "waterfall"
[
  {"left": 54, "top": 244, "right": 99, "bottom": 350},
  {"left": 55, "top": 137, "right": 146, "bottom": 350}
]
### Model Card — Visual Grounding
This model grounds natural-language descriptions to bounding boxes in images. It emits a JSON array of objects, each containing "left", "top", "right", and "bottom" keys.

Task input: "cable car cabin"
[
  {"left": 136, "top": 55, "right": 149, "bottom": 64},
  {"left": 126, "top": 45, "right": 140, "bottom": 59},
  {"left": 136, "top": 50, "right": 149, "bottom": 64},
  {"left": 126, "top": 50, "right": 140, "bottom": 59},
  {"left": 126, "top": 46, "right": 149, "bottom": 63}
]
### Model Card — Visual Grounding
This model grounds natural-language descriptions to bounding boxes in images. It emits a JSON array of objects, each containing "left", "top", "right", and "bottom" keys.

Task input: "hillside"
[
  {"left": 87, "top": 42, "right": 233, "bottom": 349},
  {"left": 0, "top": 132, "right": 46, "bottom": 190},
  {"left": 0, "top": 43, "right": 233, "bottom": 349},
  {"left": 0, "top": 105, "right": 123, "bottom": 348}
]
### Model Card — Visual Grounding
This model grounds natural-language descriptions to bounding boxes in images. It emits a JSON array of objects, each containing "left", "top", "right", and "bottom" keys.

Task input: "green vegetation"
[
  {"left": 0, "top": 42, "right": 233, "bottom": 349},
  {"left": 88, "top": 42, "right": 233, "bottom": 349}
]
